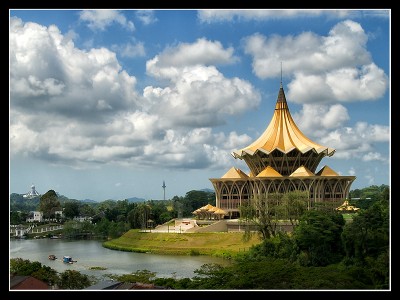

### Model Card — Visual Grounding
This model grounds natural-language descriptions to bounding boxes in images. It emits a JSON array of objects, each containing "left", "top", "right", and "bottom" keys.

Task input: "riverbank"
[{"left": 103, "top": 229, "right": 262, "bottom": 258}]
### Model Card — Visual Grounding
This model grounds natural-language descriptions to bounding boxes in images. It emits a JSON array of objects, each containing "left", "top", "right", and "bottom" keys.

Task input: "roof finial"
[{"left": 280, "top": 62, "right": 283, "bottom": 88}]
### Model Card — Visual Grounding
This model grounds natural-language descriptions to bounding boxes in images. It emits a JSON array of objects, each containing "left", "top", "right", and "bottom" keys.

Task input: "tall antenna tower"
[{"left": 162, "top": 180, "right": 166, "bottom": 200}]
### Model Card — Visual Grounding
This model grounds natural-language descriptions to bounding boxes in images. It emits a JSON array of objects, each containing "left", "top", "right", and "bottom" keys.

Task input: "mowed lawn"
[{"left": 103, "top": 229, "right": 262, "bottom": 256}]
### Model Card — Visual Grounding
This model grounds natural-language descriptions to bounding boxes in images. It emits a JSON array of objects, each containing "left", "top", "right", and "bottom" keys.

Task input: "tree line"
[
  {"left": 10, "top": 184, "right": 390, "bottom": 289},
  {"left": 10, "top": 189, "right": 216, "bottom": 239}
]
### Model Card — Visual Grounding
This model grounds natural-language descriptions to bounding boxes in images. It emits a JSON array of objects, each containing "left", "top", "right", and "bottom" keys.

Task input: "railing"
[{"left": 31, "top": 225, "right": 63, "bottom": 233}]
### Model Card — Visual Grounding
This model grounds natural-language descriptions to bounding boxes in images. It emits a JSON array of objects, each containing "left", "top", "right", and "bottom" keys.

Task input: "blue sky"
[{"left": 9, "top": 9, "right": 390, "bottom": 202}]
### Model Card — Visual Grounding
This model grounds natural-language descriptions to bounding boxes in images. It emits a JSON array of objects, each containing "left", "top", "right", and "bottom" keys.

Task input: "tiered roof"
[{"left": 232, "top": 84, "right": 335, "bottom": 158}]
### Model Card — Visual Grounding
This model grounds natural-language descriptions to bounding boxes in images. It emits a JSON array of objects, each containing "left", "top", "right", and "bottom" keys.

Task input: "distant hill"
[
  {"left": 199, "top": 188, "right": 214, "bottom": 193},
  {"left": 80, "top": 199, "right": 98, "bottom": 203},
  {"left": 125, "top": 197, "right": 146, "bottom": 203}
]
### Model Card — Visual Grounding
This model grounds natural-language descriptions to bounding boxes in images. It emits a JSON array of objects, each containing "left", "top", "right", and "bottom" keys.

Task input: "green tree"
[
  {"left": 10, "top": 211, "right": 29, "bottom": 225},
  {"left": 341, "top": 200, "right": 389, "bottom": 261},
  {"left": 283, "top": 190, "right": 309, "bottom": 227},
  {"left": 79, "top": 203, "right": 96, "bottom": 218},
  {"left": 93, "top": 217, "right": 111, "bottom": 238},
  {"left": 239, "top": 192, "right": 285, "bottom": 240},
  {"left": 57, "top": 270, "right": 91, "bottom": 289},
  {"left": 10, "top": 258, "right": 42, "bottom": 276},
  {"left": 31, "top": 265, "right": 59, "bottom": 287},
  {"left": 127, "top": 203, "right": 151, "bottom": 229},
  {"left": 108, "top": 221, "right": 129, "bottom": 238},
  {"left": 293, "top": 210, "right": 345, "bottom": 266},
  {"left": 10, "top": 258, "right": 58, "bottom": 287},
  {"left": 63, "top": 201, "right": 80, "bottom": 219},
  {"left": 62, "top": 220, "right": 82, "bottom": 238},
  {"left": 38, "top": 190, "right": 61, "bottom": 220}
]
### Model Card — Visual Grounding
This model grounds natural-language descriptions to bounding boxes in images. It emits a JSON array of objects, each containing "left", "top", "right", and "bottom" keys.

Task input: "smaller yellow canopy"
[{"left": 335, "top": 200, "right": 360, "bottom": 212}]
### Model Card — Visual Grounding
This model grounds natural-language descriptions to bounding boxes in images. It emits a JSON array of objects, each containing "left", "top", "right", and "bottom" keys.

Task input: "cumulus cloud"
[
  {"left": 10, "top": 17, "right": 140, "bottom": 122},
  {"left": 79, "top": 10, "right": 135, "bottom": 31},
  {"left": 318, "top": 122, "right": 389, "bottom": 162},
  {"left": 10, "top": 18, "right": 260, "bottom": 172},
  {"left": 292, "top": 104, "right": 350, "bottom": 137},
  {"left": 144, "top": 38, "right": 260, "bottom": 128},
  {"left": 243, "top": 20, "right": 388, "bottom": 104},
  {"left": 147, "top": 38, "right": 238, "bottom": 73},
  {"left": 144, "top": 65, "right": 260, "bottom": 127}
]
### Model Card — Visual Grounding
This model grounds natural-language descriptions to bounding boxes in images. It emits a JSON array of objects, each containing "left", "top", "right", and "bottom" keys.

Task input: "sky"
[{"left": 9, "top": 9, "right": 390, "bottom": 202}]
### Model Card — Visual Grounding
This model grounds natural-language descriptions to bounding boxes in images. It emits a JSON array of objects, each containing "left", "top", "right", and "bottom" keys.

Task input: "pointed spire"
[
  {"left": 276, "top": 82, "right": 288, "bottom": 107},
  {"left": 276, "top": 62, "right": 287, "bottom": 106}
]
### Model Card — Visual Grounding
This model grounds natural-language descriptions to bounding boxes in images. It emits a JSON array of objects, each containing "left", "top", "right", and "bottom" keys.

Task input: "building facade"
[{"left": 210, "top": 84, "right": 356, "bottom": 219}]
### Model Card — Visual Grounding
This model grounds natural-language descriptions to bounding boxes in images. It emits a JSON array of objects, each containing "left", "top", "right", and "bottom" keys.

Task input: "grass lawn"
[
  {"left": 342, "top": 213, "right": 357, "bottom": 222},
  {"left": 103, "top": 229, "right": 262, "bottom": 257}
]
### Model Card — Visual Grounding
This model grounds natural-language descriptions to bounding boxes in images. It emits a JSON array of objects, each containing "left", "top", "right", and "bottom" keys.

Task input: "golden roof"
[
  {"left": 214, "top": 208, "right": 228, "bottom": 215},
  {"left": 289, "top": 166, "right": 315, "bottom": 177},
  {"left": 256, "top": 166, "right": 283, "bottom": 177},
  {"left": 200, "top": 204, "right": 215, "bottom": 211},
  {"left": 232, "top": 84, "right": 335, "bottom": 158},
  {"left": 336, "top": 200, "right": 360, "bottom": 211},
  {"left": 221, "top": 167, "right": 249, "bottom": 179},
  {"left": 316, "top": 165, "right": 339, "bottom": 176},
  {"left": 192, "top": 205, "right": 227, "bottom": 216}
]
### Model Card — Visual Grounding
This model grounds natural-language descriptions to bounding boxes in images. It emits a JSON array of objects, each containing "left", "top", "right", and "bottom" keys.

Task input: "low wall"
[{"left": 186, "top": 220, "right": 228, "bottom": 233}]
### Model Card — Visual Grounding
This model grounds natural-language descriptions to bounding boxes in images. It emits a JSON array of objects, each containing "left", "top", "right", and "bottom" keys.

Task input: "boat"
[
  {"left": 48, "top": 254, "right": 57, "bottom": 260},
  {"left": 63, "top": 256, "right": 77, "bottom": 264}
]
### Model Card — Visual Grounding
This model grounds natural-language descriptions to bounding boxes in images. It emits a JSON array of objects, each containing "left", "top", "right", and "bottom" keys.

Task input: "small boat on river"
[
  {"left": 48, "top": 254, "right": 57, "bottom": 260},
  {"left": 63, "top": 256, "right": 77, "bottom": 264}
]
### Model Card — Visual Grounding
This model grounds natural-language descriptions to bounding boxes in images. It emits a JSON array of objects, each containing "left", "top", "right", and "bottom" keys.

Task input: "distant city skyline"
[{"left": 10, "top": 9, "right": 390, "bottom": 202}]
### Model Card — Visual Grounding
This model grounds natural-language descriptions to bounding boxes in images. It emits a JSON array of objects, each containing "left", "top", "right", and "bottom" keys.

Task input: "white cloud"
[
  {"left": 318, "top": 122, "right": 389, "bottom": 162},
  {"left": 144, "top": 38, "right": 260, "bottom": 128},
  {"left": 362, "top": 152, "right": 386, "bottom": 162},
  {"left": 288, "top": 63, "right": 388, "bottom": 103},
  {"left": 244, "top": 20, "right": 371, "bottom": 78},
  {"left": 147, "top": 38, "right": 238, "bottom": 73},
  {"left": 10, "top": 17, "right": 140, "bottom": 122},
  {"left": 10, "top": 18, "right": 261, "bottom": 172},
  {"left": 144, "top": 64, "right": 260, "bottom": 127},
  {"left": 79, "top": 10, "right": 135, "bottom": 31},
  {"left": 293, "top": 104, "right": 350, "bottom": 137},
  {"left": 197, "top": 9, "right": 358, "bottom": 23},
  {"left": 135, "top": 10, "right": 158, "bottom": 25},
  {"left": 243, "top": 20, "right": 388, "bottom": 104}
]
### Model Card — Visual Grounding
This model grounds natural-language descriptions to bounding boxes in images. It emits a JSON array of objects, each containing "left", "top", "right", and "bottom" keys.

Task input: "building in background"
[{"left": 23, "top": 184, "right": 41, "bottom": 199}]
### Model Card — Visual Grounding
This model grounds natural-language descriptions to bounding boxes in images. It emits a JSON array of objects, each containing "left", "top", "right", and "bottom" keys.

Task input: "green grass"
[
  {"left": 103, "top": 229, "right": 262, "bottom": 257},
  {"left": 342, "top": 213, "right": 357, "bottom": 222}
]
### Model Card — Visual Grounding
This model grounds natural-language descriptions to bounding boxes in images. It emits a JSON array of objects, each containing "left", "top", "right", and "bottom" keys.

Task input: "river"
[{"left": 9, "top": 238, "right": 230, "bottom": 281}]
